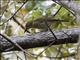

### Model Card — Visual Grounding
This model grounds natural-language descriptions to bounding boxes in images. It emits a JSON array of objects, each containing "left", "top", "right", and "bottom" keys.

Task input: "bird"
[{"left": 24, "top": 17, "right": 68, "bottom": 33}]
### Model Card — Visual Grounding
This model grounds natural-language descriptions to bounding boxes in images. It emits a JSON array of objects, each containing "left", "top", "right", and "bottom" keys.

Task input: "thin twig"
[
  {"left": 1, "top": 1, "right": 27, "bottom": 26},
  {"left": 55, "top": 45, "right": 63, "bottom": 58},
  {"left": 12, "top": 16, "right": 25, "bottom": 30},
  {"left": 36, "top": 6, "right": 62, "bottom": 59},
  {"left": 1, "top": 1, "right": 10, "bottom": 20},
  {"left": 13, "top": 52, "right": 23, "bottom": 60},
  {"left": 12, "top": 16, "right": 30, "bottom": 33},
  {"left": 53, "top": 0, "right": 75, "bottom": 16},
  {"left": 52, "top": 5, "right": 62, "bottom": 17},
  {"left": 23, "top": 52, "right": 27, "bottom": 60},
  {"left": 0, "top": 33, "right": 33, "bottom": 57}
]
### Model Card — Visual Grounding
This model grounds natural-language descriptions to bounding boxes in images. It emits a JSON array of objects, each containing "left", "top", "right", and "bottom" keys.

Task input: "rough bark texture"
[{"left": 0, "top": 28, "right": 80, "bottom": 52}]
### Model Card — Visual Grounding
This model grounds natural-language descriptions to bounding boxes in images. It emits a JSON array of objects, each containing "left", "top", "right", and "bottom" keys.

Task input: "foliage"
[{"left": 0, "top": 0, "right": 79, "bottom": 60}]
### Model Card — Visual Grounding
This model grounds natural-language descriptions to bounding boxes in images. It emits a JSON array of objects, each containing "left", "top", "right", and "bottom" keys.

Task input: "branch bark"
[{"left": 0, "top": 28, "right": 80, "bottom": 52}]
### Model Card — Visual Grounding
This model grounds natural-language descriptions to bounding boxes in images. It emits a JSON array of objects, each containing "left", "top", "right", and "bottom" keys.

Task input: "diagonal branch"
[
  {"left": 1, "top": 1, "right": 28, "bottom": 26},
  {"left": 12, "top": 16, "right": 30, "bottom": 33},
  {"left": 36, "top": 6, "right": 62, "bottom": 58}
]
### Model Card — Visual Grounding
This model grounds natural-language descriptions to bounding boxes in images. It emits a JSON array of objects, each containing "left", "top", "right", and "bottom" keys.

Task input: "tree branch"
[{"left": 0, "top": 28, "right": 79, "bottom": 52}]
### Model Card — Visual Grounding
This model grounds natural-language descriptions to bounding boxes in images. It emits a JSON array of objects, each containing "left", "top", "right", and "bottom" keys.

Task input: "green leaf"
[
  {"left": 5, "top": 25, "right": 12, "bottom": 36},
  {"left": 25, "top": 1, "right": 36, "bottom": 11}
]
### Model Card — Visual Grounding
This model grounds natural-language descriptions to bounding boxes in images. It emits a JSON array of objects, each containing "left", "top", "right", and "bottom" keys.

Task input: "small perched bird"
[{"left": 25, "top": 17, "right": 68, "bottom": 33}]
